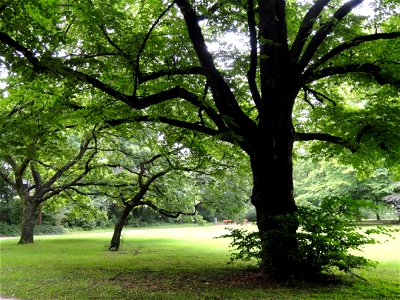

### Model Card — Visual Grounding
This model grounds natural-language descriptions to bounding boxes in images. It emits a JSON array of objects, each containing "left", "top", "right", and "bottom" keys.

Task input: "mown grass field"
[{"left": 1, "top": 224, "right": 399, "bottom": 299}]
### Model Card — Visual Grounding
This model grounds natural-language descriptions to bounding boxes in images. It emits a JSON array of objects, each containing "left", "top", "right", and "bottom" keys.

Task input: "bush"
[
  {"left": 0, "top": 222, "right": 20, "bottom": 236},
  {"left": 0, "top": 223, "right": 67, "bottom": 236},
  {"left": 218, "top": 198, "right": 397, "bottom": 277},
  {"left": 34, "top": 225, "right": 67, "bottom": 235}
]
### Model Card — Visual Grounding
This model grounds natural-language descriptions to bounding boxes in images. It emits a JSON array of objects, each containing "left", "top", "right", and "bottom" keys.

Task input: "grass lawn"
[{"left": 0, "top": 224, "right": 399, "bottom": 299}]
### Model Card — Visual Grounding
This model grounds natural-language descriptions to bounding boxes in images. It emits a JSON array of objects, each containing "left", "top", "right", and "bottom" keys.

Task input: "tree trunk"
[
  {"left": 18, "top": 198, "right": 39, "bottom": 244},
  {"left": 37, "top": 203, "right": 43, "bottom": 225},
  {"left": 109, "top": 204, "right": 134, "bottom": 251},
  {"left": 249, "top": 131, "right": 301, "bottom": 280}
]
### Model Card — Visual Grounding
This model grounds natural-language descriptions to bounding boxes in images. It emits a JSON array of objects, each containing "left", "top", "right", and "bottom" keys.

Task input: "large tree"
[{"left": 1, "top": 0, "right": 399, "bottom": 278}]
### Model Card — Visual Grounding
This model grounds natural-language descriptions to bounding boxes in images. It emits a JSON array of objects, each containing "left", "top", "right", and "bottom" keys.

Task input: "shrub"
[
  {"left": 0, "top": 222, "right": 20, "bottom": 236},
  {"left": 34, "top": 225, "right": 67, "bottom": 235},
  {"left": 218, "top": 198, "right": 397, "bottom": 277}
]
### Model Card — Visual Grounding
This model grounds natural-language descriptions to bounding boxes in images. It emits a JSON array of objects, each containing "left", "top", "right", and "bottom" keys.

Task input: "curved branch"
[
  {"left": 290, "top": 0, "right": 332, "bottom": 62},
  {"left": 303, "top": 63, "right": 400, "bottom": 86},
  {"left": 42, "top": 131, "right": 97, "bottom": 194},
  {"left": 0, "top": 30, "right": 134, "bottom": 102},
  {"left": 29, "top": 162, "right": 43, "bottom": 190},
  {"left": 0, "top": 32, "right": 43, "bottom": 70},
  {"left": 309, "top": 32, "right": 400, "bottom": 71},
  {"left": 106, "top": 116, "right": 219, "bottom": 136},
  {"left": 175, "top": 0, "right": 254, "bottom": 133},
  {"left": 295, "top": 132, "right": 357, "bottom": 152},
  {"left": 134, "top": 1, "right": 177, "bottom": 95},
  {"left": 139, "top": 66, "right": 204, "bottom": 83},
  {"left": 139, "top": 199, "right": 198, "bottom": 218},
  {"left": 303, "top": 86, "right": 337, "bottom": 106},
  {"left": 297, "top": 0, "right": 364, "bottom": 73},
  {"left": 137, "top": 86, "right": 227, "bottom": 130},
  {"left": 246, "top": 0, "right": 262, "bottom": 110}
]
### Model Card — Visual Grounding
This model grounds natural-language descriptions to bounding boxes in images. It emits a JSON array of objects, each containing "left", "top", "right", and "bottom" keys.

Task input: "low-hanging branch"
[{"left": 139, "top": 199, "right": 198, "bottom": 219}]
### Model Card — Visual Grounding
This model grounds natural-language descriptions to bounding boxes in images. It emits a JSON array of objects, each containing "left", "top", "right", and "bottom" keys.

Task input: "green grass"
[{"left": 1, "top": 225, "right": 399, "bottom": 299}]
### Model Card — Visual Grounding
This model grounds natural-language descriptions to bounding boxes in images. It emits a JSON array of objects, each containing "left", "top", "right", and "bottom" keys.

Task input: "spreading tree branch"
[
  {"left": 138, "top": 66, "right": 204, "bottom": 83},
  {"left": 310, "top": 32, "right": 400, "bottom": 71},
  {"left": 41, "top": 130, "right": 98, "bottom": 199},
  {"left": 246, "top": 0, "right": 262, "bottom": 111},
  {"left": 303, "top": 63, "right": 400, "bottom": 86},
  {"left": 134, "top": 1, "right": 177, "bottom": 95},
  {"left": 0, "top": 28, "right": 233, "bottom": 137},
  {"left": 295, "top": 132, "right": 357, "bottom": 152},
  {"left": 175, "top": 0, "right": 255, "bottom": 133},
  {"left": 139, "top": 199, "right": 198, "bottom": 218},
  {"left": 106, "top": 116, "right": 222, "bottom": 139},
  {"left": 297, "top": 0, "right": 364, "bottom": 73},
  {"left": 29, "top": 162, "right": 43, "bottom": 190},
  {"left": 303, "top": 86, "right": 337, "bottom": 106},
  {"left": 291, "top": 0, "right": 332, "bottom": 63}
]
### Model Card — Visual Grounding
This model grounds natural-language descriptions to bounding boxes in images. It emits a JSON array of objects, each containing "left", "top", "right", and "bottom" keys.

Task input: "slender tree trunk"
[
  {"left": 249, "top": 130, "right": 301, "bottom": 280},
  {"left": 37, "top": 203, "right": 43, "bottom": 225},
  {"left": 18, "top": 198, "right": 39, "bottom": 244},
  {"left": 109, "top": 204, "right": 134, "bottom": 251}
]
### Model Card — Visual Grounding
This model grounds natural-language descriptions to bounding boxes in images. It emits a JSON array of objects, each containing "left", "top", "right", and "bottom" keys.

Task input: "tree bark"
[
  {"left": 18, "top": 198, "right": 39, "bottom": 244},
  {"left": 36, "top": 203, "right": 43, "bottom": 225},
  {"left": 249, "top": 127, "right": 300, "bottom": 280},
  {"left": 109, "top": 204, "right": 134, "bottom": 251}
]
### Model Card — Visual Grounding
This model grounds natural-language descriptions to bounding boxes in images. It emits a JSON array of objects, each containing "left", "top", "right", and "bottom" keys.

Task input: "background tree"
[
  {"left": 294, "top": 158, "right": 399, "bottom": 221},
  {"left": 0, "top": 80, "right": 99, "bottom": 243},
  {"left": 69, "top": 125, "right": 251, "bottom": 250},
  {"left": 1, "top": 0, "right": 399, "bottom": 279}
]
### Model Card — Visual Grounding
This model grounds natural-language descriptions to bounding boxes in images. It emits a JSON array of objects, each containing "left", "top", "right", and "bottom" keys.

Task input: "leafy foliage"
[{"left": 220, "top": 198, "right": 397, "bottom": 277}]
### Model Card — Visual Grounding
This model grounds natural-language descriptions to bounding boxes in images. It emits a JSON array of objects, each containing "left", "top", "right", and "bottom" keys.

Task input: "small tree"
[{"left": 0, "top": 83, "right": 99, "bottom": 243}]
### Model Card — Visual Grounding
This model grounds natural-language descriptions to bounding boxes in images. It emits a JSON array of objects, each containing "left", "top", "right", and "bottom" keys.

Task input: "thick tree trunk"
[
  {"left": 18, "top": 198, "right": 39, "bottom": 244},
  {"left": 249, "top": 131, "right": 300, "bottom": 280},
  {"left": 109, "top": 204, "right": 134, "bottom": 251}
]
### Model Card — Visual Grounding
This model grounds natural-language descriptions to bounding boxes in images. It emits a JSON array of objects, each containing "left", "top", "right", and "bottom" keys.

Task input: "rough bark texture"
[
  {"left": 249, "top": 126, "right": 299, "bottom": 279},
  {"left": 109, "top": 204, "right": 135, "bottom": 251},
  {"left": 18, "top": 199, "right": 39, "bottom": 244}
]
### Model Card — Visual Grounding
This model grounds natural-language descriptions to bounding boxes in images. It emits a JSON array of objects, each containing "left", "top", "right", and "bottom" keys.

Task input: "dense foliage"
[{"left": 220, "top": 198, "right": 397, "bottom": 279}]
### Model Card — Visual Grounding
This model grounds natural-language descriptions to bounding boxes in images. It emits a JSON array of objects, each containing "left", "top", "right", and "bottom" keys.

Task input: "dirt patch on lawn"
[{"left": 108, "top": 269, "right": 346, "bottom": 293}]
